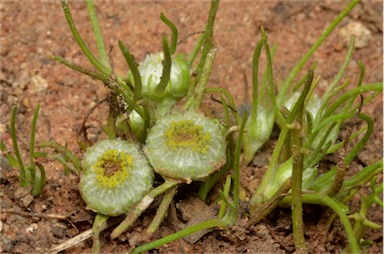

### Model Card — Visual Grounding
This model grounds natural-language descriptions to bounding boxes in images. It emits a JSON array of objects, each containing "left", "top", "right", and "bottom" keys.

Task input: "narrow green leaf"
[
  {"left": 155, "top": 36, "right": 172, "bottom": 96},
  {"left": 86, "top": 0, "right": 109, "bottom": 67},
  {"left": 160, "top": 13, "right": 178, "bottom": 55},
  {"left": 10, "top": 105, "right": 28, "bottom": 187}
]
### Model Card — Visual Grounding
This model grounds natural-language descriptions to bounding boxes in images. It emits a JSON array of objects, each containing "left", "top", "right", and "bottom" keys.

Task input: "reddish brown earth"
[{"left": 0, "top": 1, "right": 382, "bottom": 253}]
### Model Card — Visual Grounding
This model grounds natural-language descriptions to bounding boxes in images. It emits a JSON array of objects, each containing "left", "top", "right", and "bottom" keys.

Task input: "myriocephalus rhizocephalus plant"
[{"left": 2, "top": 0, "right": 377, "bottom": 253}]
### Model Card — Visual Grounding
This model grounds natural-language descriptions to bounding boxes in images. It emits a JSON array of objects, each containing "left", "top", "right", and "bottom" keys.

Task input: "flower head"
[
  {"left": 144, "top": 112, "right": 226, "bottom": 182},
  {"left": 129, "top": 52, "right": 190, "bottom": 102},
  {"left": 80, "top": 139, "right": 154, "bottom": 216}
]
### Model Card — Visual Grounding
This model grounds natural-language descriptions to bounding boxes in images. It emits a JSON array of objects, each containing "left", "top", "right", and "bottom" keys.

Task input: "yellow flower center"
[
  {"left": 94, "top": 149, "right": 133, "bottom": 189},
  {"left": 164, "top": 120, "right": 211, "bottom": 154}
]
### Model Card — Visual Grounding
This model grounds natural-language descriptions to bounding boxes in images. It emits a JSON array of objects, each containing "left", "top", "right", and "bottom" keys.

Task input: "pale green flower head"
[
  {"left": 129, "top": 52, "right": 190, "bottom": 102},
  {"left": 80, "top": 139, "right": 154, "bottom": 216},
  {"left": 144, "top": 112, "right": 226, "bottom": 182}
]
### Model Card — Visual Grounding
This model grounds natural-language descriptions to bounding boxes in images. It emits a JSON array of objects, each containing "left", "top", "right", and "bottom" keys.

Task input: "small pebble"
[
  {"left": 339, "top": 21, "right": 371, "bottom": 48},
  {"left": 30, "top": 75, "right": 49, "bottom": 93},
  {"left": 25, "top": 223, "right": 38, "bottom": 233},
  {"left": 51, "top": 223, "right": 68, "bottom": 239},
  {"left": 14, "top": 188, "right": 34, "bottom": 207}
]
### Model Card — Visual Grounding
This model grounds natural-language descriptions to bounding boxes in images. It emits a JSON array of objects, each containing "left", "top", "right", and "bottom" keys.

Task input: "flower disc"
[
  {"left": 80, "top": 140, "right": 154, "bottom": 216},
  {"left": 144, "top": 112, "right": 226, "bottom": 181}
]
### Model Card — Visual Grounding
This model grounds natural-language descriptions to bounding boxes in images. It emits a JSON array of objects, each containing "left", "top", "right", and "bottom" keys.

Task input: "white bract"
[{"left": 243, "top": 105, "right": 275, "bottom": 164}]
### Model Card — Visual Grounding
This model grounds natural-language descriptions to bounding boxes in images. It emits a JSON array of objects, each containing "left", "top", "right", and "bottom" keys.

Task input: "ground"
[{"left": 0, "top": 0, "right": 383, "bottom": 253}]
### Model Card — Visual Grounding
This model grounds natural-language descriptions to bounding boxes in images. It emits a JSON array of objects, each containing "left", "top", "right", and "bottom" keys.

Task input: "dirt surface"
[{"left": 0, "top": 0, "right": 383, "bottom": 253}]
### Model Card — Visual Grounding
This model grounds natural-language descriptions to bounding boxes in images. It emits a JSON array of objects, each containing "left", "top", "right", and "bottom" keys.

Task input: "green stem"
[
  {"left": 29, "top": 104, "right": 40, "bottom": 168},
  {"left": 29, "top": 104, "right": 45, "bottom": 197},
  {"left": 131, "top": 217, "right": 229, "bottom": 254},
  {"left": 160, "top": 13, "right": 178, "bottom": 55},
  {"left": 278, "top": 0, "right": 360, "bottom": 103},
  {"left": 51, "top": 55, "right": 132, "bottom": 98},
  {"left": 347, "top": 183, "right": 383, "bottom": 252},
  {"left": 186, "top": 34, "right": 205, "bottom": 101},
  {"left": 291, "top": 81, "right": 307, "bottom": 252},
  {"left": 306, "top": 122, "right": 337, "bottom": 168},
  {"left": 50, "top": 55, "right": 109, "bottom": 83},
  {"left": 231, "top": 112, "right": 248, "bottom": 224},
  {"left": 292, "top": 63, "right": 317, "bottom": 93},
  {"left": 342, "top": 160, "right": 382, "bottom": 189},
  {"left": 155, "top": 36, "right": 172, "bottom": 96},
  {"left": 61, "top": 0, "right": 111, "bottom": 76},
  {"left": 218, "top": 175, "right": 232, "bottom": 219},
  {"left": 188, "top": 34, "right": 205, "bottom": 67},
  {"left": 308, "top": 112, "right": 354, "bottom": 145},
  {"left": 30, "top": 163, "right": 46, "bottom": 197},
  {"left": 105, "top": 95, "right": 118, "bottom": 140},
  {"left": 205, "top": 87, "right": 239, "bottom": 124},
  {"left": 323, "top": 84, "right": 382, "bottom": 120},
  {"left": 344, "top": 113, "right": 373, "bottom": 164},
  {"left": 91, "top": 214, "right": 109, "bottom": 254},
  {"left": 261, "top": 30, "right": 281, "bottom": 127},
  {"left": 52, "top": 154, "right": 78, "bottom": 175},
  {"left": 326, "top": 122, "right": 351, "bottom": 198},
  {"left": 327, "top": 157, "right": 346, "bottom": 198},
  {"left": 194, "top": 0, "right": 220, "bottom": 85},
  {"left": 28, "top": 105, "right": 40, "bottom": 192},
  {"left": 118, "top": 40, "right": 142, "bottom": 112},
  {"left": 146, "top": 186, "right": 177, "bottom": 235},
  {"left": 10, "top": 105, "right": 28, "bottom": 187},
  {"left": 282, "top": 192, "right": 360, "bottom": 253},
  {"left": 355, "top": 61, "right": 365, "bottom": 88},
  {"left": 186, "top": 48, "right": 217, "bottom": 111},
  {"left": 219, "top": 96, "right": 231, "bottom": 126},
  {"left": 320, "top": 36, "right": 355, "bottom": 114},
  {"left": 326, "top": 161, "right": 382, "bottom": 231},
  {"left": 250, "top": 38, "right": 264, "bottom": 122},
  {"left": 301, "top": 193, "right": 360, "bottom": 253},
  {"left": 86, "top": 0, "right": 109, "bottom": 67},
  {"left": 39, "top": 141, "right": 82, "bottom": 172},
  {"left": 110, "top": 181, "right": 178, "bottom": 239}
]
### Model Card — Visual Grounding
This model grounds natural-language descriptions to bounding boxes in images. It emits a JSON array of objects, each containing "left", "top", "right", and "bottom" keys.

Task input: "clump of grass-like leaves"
[{"left": 1, "top": 104, "right": 46, "bottom": 197}]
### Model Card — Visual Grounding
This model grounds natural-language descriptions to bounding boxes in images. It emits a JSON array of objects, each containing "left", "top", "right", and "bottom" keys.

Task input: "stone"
[{"left": 339, "top": 21, "right": 371, "bottom": 48}]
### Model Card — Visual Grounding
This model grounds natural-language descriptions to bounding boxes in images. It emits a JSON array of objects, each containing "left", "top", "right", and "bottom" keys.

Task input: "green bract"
[
  {"left": 80, "top": 139, "right": 154, "bottom": 216},
  {"left": 243, "top": 105, "right": 274, "bottom": 164},
  {"left": 256, "top": 157, "right": 319, "bottom": 204},
  {"left": 128, "top": 109, "right": 146, "bottom": 142},
  {"left": 144, "top": 112, "right": 226, "bottom": 182},
  {"left": 129, "top": 52, "right": 190, "bottom": 102}
]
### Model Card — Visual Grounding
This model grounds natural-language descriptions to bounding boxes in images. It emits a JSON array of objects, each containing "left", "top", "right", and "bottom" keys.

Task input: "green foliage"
[
  {"left": 43, "top": 0, "right": 383, "bottom": 253},
  {"left": 243, "top": 28, "right": 276, "bottom": 165},
  {"left": 6, "top": 104, "right": 46, "bottom": 197}
]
